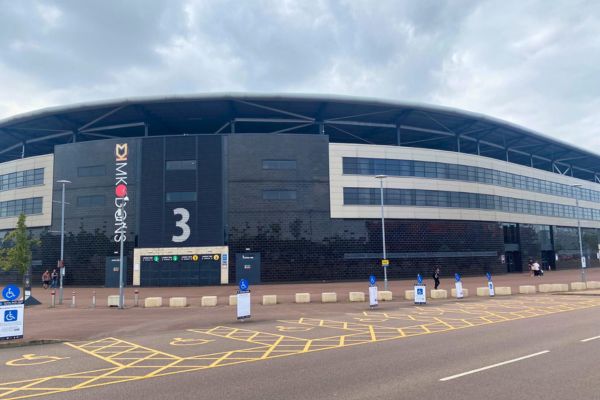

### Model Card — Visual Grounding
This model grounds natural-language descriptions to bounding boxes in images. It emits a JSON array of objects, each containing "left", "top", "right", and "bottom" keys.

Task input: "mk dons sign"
[{"left": 114, "top": 143, "right": 129, "bottom": 243}]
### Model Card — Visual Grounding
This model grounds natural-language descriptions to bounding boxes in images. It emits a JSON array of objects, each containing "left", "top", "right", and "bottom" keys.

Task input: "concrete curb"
[
  {"left": 262, "top": 295, "right": 277, "bottom": 305},
  {"left": 295, "top": 293, "right": 310, "bottom": 303},
  {"left": 201, "top": 296, "right": 217, "bottom": 307},
  {"left": 349, "top": 292, "right": 365, "bottom": 302},
  {"left": 321, "top": 292, "right": 337, "bottom": 303}
]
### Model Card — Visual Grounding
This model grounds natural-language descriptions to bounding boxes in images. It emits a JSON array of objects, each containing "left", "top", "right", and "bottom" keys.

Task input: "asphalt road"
[{"left": 2, "top": 294, "right": 600, "bottom": 400}]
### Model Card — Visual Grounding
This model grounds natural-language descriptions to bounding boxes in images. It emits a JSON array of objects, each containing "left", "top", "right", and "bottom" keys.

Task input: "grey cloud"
[{"left": 0, "top": 0, "right": 598, "bottom": 151}]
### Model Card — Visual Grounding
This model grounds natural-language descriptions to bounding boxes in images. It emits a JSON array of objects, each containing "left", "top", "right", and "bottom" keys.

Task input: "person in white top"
[{"left": 532, "top": 261, "right": 541, "bottom": 276}]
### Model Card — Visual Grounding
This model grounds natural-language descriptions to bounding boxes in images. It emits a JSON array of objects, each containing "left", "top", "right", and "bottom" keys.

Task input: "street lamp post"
[
  {"left": 56, "top": 180, "right": 71, "bottom": 304},
  {"left": 375, "top": 175, "right": 388, "bottom": 290},
  {"left": 118, "top": 202, "right": 125, "bottom": 309},
  {"left": 572, "top": 184, "right": 586, "bottom": 283}
]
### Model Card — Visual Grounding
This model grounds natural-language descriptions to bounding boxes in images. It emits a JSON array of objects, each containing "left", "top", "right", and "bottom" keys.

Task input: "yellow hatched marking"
[{"left": 3, "top": 296, "right": 600, "bottom": 400}]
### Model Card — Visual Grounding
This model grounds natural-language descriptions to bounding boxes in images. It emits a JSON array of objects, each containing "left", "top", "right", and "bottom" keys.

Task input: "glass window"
[
  {"left": 166, "top": 160, "right": 197, "bottom": 170},
  {"left": 0, "top": 197, "right": 42, "bottom": 217},
  {"left": 166, "top": 192, "right": 197, "bottom": 202}
]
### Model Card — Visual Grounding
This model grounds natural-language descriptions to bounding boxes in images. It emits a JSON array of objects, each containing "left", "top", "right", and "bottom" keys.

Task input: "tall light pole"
[
  {"left": 375, "top": 175, "right": 388, "bottom": 290},
  {"left": 56, "top": 179, "right": 71, "bottom": 304},
  {"left": 118, "top": 201, "right": 125, "bottom": 309},
  {"left": 572, "top": 184, "right": 586, "bottom": 283}
]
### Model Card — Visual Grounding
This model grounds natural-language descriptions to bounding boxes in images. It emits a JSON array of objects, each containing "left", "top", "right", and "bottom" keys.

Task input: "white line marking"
[
  {"left": 440, "top": 350, "right": 550, "bottom": 382},
  {"left": 581, "top": 335, "right": 600, "bottom": 343}
]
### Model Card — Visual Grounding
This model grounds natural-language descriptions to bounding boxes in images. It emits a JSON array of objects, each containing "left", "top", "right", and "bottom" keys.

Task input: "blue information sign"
[
  {"left": 239, "top": 279, "right": 249, "bottom": 292},
  {"left": 486, "top": 272, "right": 492, "bottom": 281},
  {"left": 1, "top": 285, "right": 20, "bottom": 301},
  {"left": 455, "top": 273, "right": 461, "bottom": 282},
  {"left": 417, "top": 273, "right": 423, "bottom": 284},
  {"left": 369, "top": 275, "right": 376, "bottom": 286}
]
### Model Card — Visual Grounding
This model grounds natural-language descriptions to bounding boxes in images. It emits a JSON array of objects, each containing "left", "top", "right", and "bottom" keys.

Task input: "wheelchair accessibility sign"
[
  {"left": 4, "top": 309, "right": 17, "bottom": 322},
  {"left": 0, "top": 303, "right": 24, "bottom": 341}
]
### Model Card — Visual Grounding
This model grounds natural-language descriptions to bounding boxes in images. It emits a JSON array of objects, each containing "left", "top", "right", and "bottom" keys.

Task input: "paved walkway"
[
  {"left": 4, "top": 268, "right": 599, "bottom": 345},
  {"left": 27, "top": 268, "right": 599, "bottom": 307}
]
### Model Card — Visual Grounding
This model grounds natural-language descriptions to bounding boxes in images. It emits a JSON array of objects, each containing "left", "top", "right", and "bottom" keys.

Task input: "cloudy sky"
[{"left": 1, "top": 0, "right": 599, "bottom": 148}]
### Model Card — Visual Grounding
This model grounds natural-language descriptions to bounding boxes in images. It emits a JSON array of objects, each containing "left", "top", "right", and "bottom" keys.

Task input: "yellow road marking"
[
  {"left": 3, "top": 295, "right": 600, "bottom": 400},
  {"left": 6, "top": 355, "right": 69, "bottom": 367}
]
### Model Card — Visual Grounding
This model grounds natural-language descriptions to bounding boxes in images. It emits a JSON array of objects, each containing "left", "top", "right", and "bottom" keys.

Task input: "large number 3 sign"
[{"left": 172, "top": 208, "right": 191, "bottom": 243}]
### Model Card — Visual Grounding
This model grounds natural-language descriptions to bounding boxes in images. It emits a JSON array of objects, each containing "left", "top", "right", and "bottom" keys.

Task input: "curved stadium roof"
[{"left": 0, "top": 93, "right": 598, "bottom": 182}]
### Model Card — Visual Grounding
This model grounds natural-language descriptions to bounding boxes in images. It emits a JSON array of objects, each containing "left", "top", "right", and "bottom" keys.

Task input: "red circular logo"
[{"left": 115, "top": 184, "right": 127, "bottom": 198}]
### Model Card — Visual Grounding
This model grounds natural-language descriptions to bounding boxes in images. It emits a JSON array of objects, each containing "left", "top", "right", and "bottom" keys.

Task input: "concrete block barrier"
[
  {"left": 144, "top": 297, "right": 162, "bottom": 308},
  {"left": 201, "top": 296, "right": 218, "bottom": 307},
  {"left": 295, "top": 293, "right": 310, "bottom": 303},
  {"left": 262, "top": 295, "right": 277, "bottom": 305},
  {"left": 451, "top": 288, "right": 469, "bottom": 298},
  {"left": 519, "top": 285, "right": 536, "bottom": 294},
  {"left": 495, "top": 287, "right": 512, "bottom": 296},
  {"left": 107, "top": 295, "right": 119, "bottom": 307},
  {"left": 570, "top": 282, "right": 587, "bottom": 291},
  {"left": 169, "top": 297, "right": 187, "bottom": 307},
  {"left": 321, "top": 292, "right": 337, "bottom": 303},
  {"left": 430, "top": 289, "right": 447, "bottom": 299},
  {"left": 229, "top": 295, "right": 237, "bottom": 306},
  {"left": 476, "top": 287, "right": 490, "bottom": 296},
  {"left": 586, "top": 281, "right": 600, "bottom": 289},
  {"left": 538, "top": 284, "right": 554, "bottom": 293},
  {"left": 349, "top": 292, "right": 365, "bottom": 302},
  {"left": 405, "top": 290, "right": 415, "bottom": 300},
  {"left": 378, "top": 291, "right": 393, "bottom": 301},
  {"left": 552, "top": 283, "right": 569, "bottom": 292}
]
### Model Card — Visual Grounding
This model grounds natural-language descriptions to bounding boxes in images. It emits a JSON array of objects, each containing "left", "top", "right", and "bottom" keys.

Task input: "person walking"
[
  {"left": 50, "top": 268, "right": 58, "bottom": 289},
  {"left": 42, "top": 270, "right": 50, "bottom": 289},
  {"left": 532, "top": 260, "right": 541, "bottom": 277},
  {"left": 432, "top": 267, "right": 441, "bottom": 289}
]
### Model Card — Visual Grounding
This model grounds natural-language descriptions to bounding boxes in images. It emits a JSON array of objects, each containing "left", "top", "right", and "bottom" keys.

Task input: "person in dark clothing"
[
  {"left": 432, "top": 267, "right": 441, "bottom": 289},
  {"left": 50, "top": 268, "right": 58, "bottom": 289}
]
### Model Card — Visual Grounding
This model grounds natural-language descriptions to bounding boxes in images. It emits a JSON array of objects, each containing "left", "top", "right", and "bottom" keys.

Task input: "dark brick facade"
[{"left": 5, "top": 133, "right": 594, "bottom": 286}]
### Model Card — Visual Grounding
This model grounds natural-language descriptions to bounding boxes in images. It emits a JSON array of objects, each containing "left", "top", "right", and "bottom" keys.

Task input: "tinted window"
[
  {"left": 166, "top": 160, "right": 197, "bottom": 170},
  {"left": 166, "top": 192, "right": 197, "bottom": 202}
]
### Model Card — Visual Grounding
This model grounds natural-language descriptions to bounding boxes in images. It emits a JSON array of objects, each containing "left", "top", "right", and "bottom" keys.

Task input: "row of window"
[
  {"left": 77, "top": 189, "right": 298, "bottom": 206},
  {"left": 0, "top": 197, "right": 42, "bottom": 218},
  {"left": 0, "top": 168, "right": 44, "bottom": 191},
  {"left": 343, "top": 157, "right": 600, "bottom": 203},
  {"left": 78, "top": 158, "right": 298, "bottom": 178},
  {"left": 343, "top": 187, "right": 600, "bottom": 221}
]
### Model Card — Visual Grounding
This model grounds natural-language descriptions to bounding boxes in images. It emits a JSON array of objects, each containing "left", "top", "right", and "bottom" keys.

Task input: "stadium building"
[{"left": 0, "top": 94, "right": 598, "bottom": 286}]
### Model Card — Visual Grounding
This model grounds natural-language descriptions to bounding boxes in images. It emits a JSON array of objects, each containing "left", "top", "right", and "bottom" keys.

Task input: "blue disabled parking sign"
[
  {"left": 2, "top": 285, "right": 20, "bottom": 302},
  {"left": 4, "top": 309, "right": 17, "bottom": 322},
  {"left": 239, "top": 279, "right": 249, "bottom": 292}
]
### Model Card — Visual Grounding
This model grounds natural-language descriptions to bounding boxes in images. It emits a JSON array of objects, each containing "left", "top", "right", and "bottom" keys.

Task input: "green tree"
[{"left": 0, "top": 214, "right": 39, "bottom": 295}]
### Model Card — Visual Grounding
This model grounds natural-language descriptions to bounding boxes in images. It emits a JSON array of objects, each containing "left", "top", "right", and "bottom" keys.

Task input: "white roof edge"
[{"left": 0, "top": 92, "right": 596, "bottom": 159}]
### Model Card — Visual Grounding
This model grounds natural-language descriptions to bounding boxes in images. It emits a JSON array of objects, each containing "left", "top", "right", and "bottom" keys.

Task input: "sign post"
[
  {"left": 454, "top": 273, "right": 464, "bottom": 299},
  {"left": 486, "top": 272, "right": 495, "bottom": 297},
  {"left": 414, "top": 274, "right": 426, "bottom": 305},
  {"left": 236, "top": 279, "right": 251, "bottom": 321},
  {"left": 368, "top": 275, "right": 378, "bottom": 308},
  {"left": 1, "top": 285, "right": 24, "bottom": 341}
]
